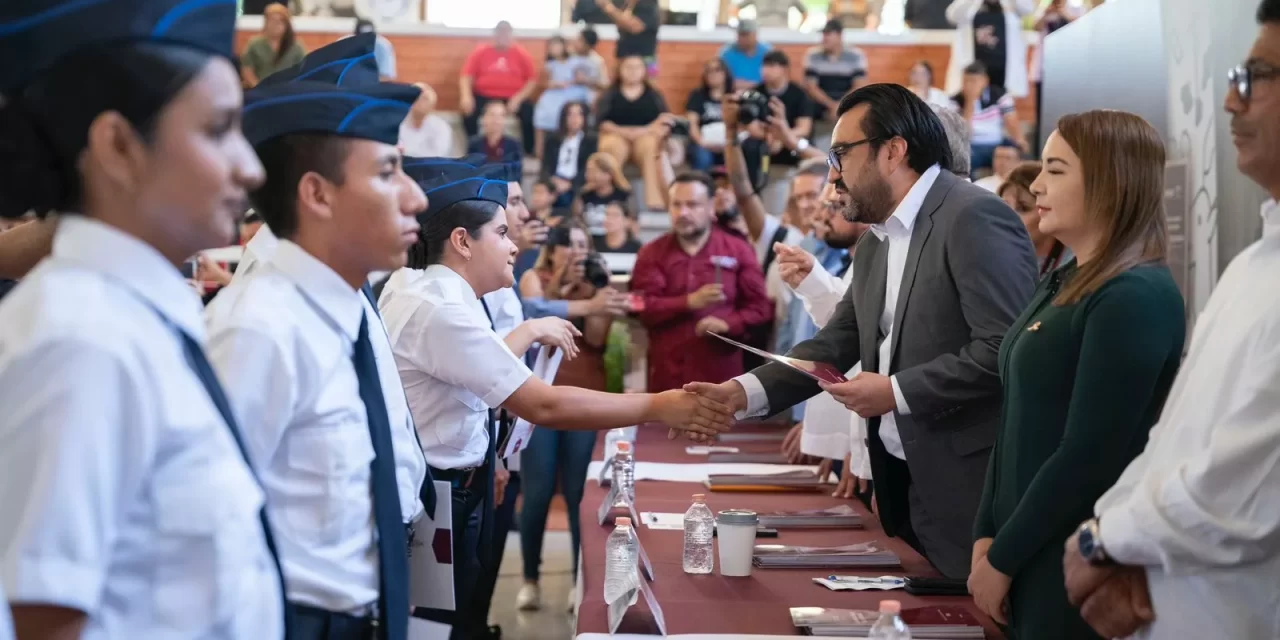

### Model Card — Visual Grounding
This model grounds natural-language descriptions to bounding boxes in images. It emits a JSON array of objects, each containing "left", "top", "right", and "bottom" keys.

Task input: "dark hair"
[
  {"left": 546, "top": 35, "right": 569, "bottom": 61},
  {"left": 1260, "top": 0, "right": 1280, "bottom": 21},
  {"left": 823, "top": 18, "right": 844, "bottom": 33},
  {"left": 613, "top": 54, "right": 651, "bottom": 88},
  {"left": 912, "top": 60, "right": 934, "bottom": 84},
  {"left": 581, "top": 28, "right": 599, "bottom": 48},
  {"left": 0, "top": 42, "right": 214, "bottom": 219},
  {"left": 354, "top": 18, "right": 375, "bottom": 35},
  {"left": 670, "top": 171, "right": 715, "bottom": 198},
  {"left": 483, "top": 100, "right": 508, "bottom": 116},
  {"left": 266, "top": 7, "right": 298, "bottom": 65},
  {"left": 701, "top": 59, "right": 734, "bottom": 94},
  {"left": 533, "top": 178, "right": 556, "bottom": 193},
  {"left": 248, "top": 133, "right": 351, "bottom": 239},
  {"left": 963, "top": 61, "right": 989, "bottom": 78},
  {"left": 558, "top": 101, "right": 589, "bottom": 136},
  {"left": 409, "top": 199, "right": 504, "bottom": 268},
  {"left": 997, "top": 161, "right": 1042, "bottom": 199},
  {"left": 835, "top": 83, "right": 953, "bottom": 175},
  {"left": 762, "top": 50, "right": 790, "bottom": 67}
]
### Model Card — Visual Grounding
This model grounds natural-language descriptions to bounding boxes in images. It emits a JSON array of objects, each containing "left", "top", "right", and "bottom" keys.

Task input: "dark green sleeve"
[
  {"left": 282, "top": 42, "right": 306, "bottom": 68},
  {"left": 973, "top": 440, "right": 999, "bottom": 540},
  {"left": 241, "top": 38, "right": 266, "bottom": 77},
  {"left": 985, "top": 274, "right": 1185, "bottom": 577}
]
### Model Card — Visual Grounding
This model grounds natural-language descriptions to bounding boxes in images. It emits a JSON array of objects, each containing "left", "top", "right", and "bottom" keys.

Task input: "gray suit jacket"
[{"left": 753, "top": 170, "right": 1037, "bottom": 572}]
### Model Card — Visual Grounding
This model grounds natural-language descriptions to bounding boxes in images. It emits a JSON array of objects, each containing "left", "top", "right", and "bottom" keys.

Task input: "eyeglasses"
[
  {"left": 1228, "top": 61, "right": 1280, "bottom": 103},
  {"left": 827, "top": 137, "right": 881, "bottom": 173}
]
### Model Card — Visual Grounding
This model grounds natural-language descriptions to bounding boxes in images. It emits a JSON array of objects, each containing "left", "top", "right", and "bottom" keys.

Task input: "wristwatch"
[
  {"left": 795, "top": 138, "right": 811, "bottom": 152},
  {"left": 1076, "top": 518, "right": 1114, "bottom": 566}
]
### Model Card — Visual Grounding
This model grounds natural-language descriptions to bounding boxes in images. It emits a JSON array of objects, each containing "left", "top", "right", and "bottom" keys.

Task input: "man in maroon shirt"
[
  {"left": 459, "top": 20, "right": 538, "bottom": 154},
  {"left": 631, "top": 172, "right": 774, "bottom": 392}
]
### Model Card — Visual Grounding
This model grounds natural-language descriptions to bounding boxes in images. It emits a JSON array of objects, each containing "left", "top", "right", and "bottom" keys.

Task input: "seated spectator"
[
  {"left": 542, "top": 102, "right": 598, "bottom": 208},
  {"left": 399, "top": 83, "right": 454, "bottom": 158},
  {"left": 530, "top": 179, "right": 564, "bottom": 227},
  {"left": 827, "top": 0, "right": 885, "bottom": 29},
  {"left": 953, "top": 62, "right": 1028, "bottom": 176},
  {"left": 353, "top": 18, "right": 396, "bottom": 79},
  {"left": 240, "top": 3, "right": 305, "bottom": 88},
  {"left": 468, "top": 101, "right": 524, "bottom": 173},
  {"left": 755, "top": 50, "right": 816, "bottom": 168},
  {"left": 535, "top": 36, "right": 597, "bottom": 159},
  {"left": 460, "top": 21, "right": 537, "bottom": 154},
  {"left": 574, "top": 152, "right": 633, "bottom": 238},
  {"left": 945, "top": 0, "right": 1035, "bottom": 98},
  {"left": 685, "top": 60, "right": 735, "bottom": 171},
  {"left": 597, "top": 55, "right": 671, "bottom": 210},
  {"left": 804, "top": 19, "right": 870, "bottom": 132},
  {"left": 579, "top": 0, "right": 662, "bottom": 73},
  {"left": 736, "top": 0, "right": 808, "bottom": 28},
  {"left": 997, "top": 161, "right": 1070, "bottom": 278},
  {"left": 720, "top": 20, "right": 772, "bottom": 90},
  {"left": 907, "top": 60, "right": 954, "bottom": 108},
  {"left": 975, "top": 142, "right": 1023, "bottom": 191},
  {"left": 597, "top": 202, "right": 643, "bottom": 253},
  {"left": 574, "top": 27, "right": 611, "bottom": 95}
]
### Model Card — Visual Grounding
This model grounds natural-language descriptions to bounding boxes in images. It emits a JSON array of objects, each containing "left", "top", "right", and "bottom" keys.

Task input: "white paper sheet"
[
  {"left": 409, "top": 480, "right": 454, "bottom": 611},
  {"left": 407, "top": 617, "right": 451, "bottom": 639},
  {"left": 639, "top": 512, "right": 686, "bottom": 530},
  {"left": 501, "top": 345, "right": 564, "bottom": 459},
  {"left": 684, "top": 446, "right": 741, "bottom": 455},
  {"left": 586, "top": 461, "right": 820, "bottom": 484},
  {"left": 578, "top": 635, "right": 804, "bottom": 639}
]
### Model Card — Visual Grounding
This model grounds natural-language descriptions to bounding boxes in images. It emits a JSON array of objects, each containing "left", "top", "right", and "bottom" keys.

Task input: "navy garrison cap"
[
  {"left": 420, "top": 175, "right": 509, "bottom": 219},
  {"left": 403, "top": 154, "right": 524, "bottom": 188},
  {"left": 242, "top": 80, "right": 419, "bottom": 147},
  {"left": 0, "top": 0, "right": 237, "bottom": 94},
  {"left": 257, "top": 32, "right": 380, "bottom": 89}
]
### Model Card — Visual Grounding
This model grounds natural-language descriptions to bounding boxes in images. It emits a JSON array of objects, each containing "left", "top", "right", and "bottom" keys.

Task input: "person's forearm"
[
  {"left": 459, "top": 76, "right": 474, "bottom": 102},
  {"left": 583, "top": 314, "right": 612, "bottom": 348},
  {"left": 724, "top": 134, "right": 769, "bottom": 242},
  {"left": 604, "top": 4, "right": 645, "bottom": 32},
  {"left": 503, "top": 322, "right": 538, "bottom": 357},
  {"left": 0, "top": 217, "right": 57, "bottom": 279},
  {"left": 523, "top": 296, "right": 570, "bottom": 319},
  {"left": 793, "top": 117, "right": 813, "bottom": 140},
  {"left": 519, "top": 385, "right": 660, "bottom": 430}
]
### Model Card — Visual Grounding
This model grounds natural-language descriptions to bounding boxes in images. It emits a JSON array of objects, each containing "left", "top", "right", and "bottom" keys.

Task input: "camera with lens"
[
  {"left": 583, "top": 253, "right": 612, "bottom": 289},
  {"left": 667, "top": 116, "right": 691, "bottom": 137},
  {"left": 734, "top": 90, "right": 771, "bottom": 125}
]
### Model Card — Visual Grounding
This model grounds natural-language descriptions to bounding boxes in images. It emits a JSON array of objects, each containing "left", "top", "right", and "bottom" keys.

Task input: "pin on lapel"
[{"left": 1027, "top": 321, "right": 1042, "bottom": 332}]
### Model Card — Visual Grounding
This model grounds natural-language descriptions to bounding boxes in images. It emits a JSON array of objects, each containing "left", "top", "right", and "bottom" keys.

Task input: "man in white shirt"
[
  {"left": 205, "top": 75, "right": 427, "bottom": 639},
  {"left": 1062, "top": 4, "right": 1280, "bottom": 637},
  {"left": 400, "top": 83, "right": 456, "bottom": 158}
]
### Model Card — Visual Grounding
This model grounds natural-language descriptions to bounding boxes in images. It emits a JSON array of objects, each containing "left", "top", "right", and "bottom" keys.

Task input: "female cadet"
[
  {"left": 379, "top": 174, "right": 733, "bottom": 637},
  {"left": 0, "top": 1, "right": 286, "bottom": 638}
]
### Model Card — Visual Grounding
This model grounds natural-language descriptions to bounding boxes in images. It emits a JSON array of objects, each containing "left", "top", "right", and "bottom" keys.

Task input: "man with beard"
[
  {"left": 686, "top": 83, "right": 1036, "bottom": 578},
  {"left": 630, "top": 172, "right": 773, "bottom": 393}
]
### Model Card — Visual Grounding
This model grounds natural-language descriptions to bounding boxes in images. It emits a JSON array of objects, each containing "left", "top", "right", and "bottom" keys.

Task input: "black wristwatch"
[{"left": 1077, "top": 518, "right": 1114, "bottom": 566}]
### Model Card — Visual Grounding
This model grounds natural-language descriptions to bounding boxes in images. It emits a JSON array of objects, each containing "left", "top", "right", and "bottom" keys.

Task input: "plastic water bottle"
[
  {"left": 612, "top": 440, "right": 636, "bottom": 504},
  {"left": 682, "top": 494, "right": 715, "bottom": 574},
  {"left": 868, "top": 599, "right": 912, "bottom": 639},
  {"left": 603, "top": 517, "right": 640, "bottom": 604}
]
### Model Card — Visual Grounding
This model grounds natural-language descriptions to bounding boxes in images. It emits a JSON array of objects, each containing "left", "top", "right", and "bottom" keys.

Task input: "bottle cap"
[
  {"left": 616, "top": 441, "right": 632, "bottom": 453},
  {"left": 879, "top": 600, "right": 901, "bottom": 614},
  {"left": 616, "top": 517, "right": 632, "bottom": 527},
  {"left": 692, "top": 493, "right": 706, "bottom": 501}
]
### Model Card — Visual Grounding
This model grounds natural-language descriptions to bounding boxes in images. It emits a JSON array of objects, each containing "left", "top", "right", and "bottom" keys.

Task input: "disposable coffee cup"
[{"left": 715, "top": 509, "right": 759, "bottom": 577}]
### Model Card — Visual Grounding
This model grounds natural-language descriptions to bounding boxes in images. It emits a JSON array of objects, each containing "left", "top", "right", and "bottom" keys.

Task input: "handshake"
[{"left": 653, "top": 380, "right": 749, "bottom": 442}]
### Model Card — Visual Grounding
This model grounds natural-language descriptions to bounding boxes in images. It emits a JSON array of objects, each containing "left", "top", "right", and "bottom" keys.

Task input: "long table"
[{"left": 575, "top": 424, "right": 1004, "bottom": 638}]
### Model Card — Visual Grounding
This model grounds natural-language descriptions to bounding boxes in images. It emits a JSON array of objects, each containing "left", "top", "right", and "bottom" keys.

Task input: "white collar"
[
  {"left": 421, "top": 264, "right": 487, "bottom": 316},
  {"left": 869, "top": 164, "right": 941, "bottom": 241},
  {"left": 52, "top": 216, "right": 207, "bottom": 340},
  {"left": 271, "top": 239, "right": 365, "bottom": 343},
  {"left": 245, "top": 223, "right": 280, "bottom": 262},
  {"left": 1262, "top": 199, "right": 1280, "bottom": 236}
]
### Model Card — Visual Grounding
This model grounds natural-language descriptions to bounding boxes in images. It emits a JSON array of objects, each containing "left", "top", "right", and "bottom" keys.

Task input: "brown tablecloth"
[{"left": 574, "top": 423, "right": 1004, "bottom": 638}]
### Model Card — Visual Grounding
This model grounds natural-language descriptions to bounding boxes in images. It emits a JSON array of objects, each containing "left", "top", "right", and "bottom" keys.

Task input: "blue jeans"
[
  {"left": 519, "top": 428, "right": 598, "bottom": 581},
  {"left": 970, "top": 142, "right": 999, "bottom": 177},
  {"left": 687, "top": 143, "right": 723, "bottom": 171}
]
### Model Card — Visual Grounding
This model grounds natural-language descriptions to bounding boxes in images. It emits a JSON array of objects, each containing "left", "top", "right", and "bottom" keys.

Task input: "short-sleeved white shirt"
[
  {"left": 380, "top": 265, "right": 533, "bottom": 470},
  {"left": 0, "top": 217, "right": 282, "bottom": 640}
]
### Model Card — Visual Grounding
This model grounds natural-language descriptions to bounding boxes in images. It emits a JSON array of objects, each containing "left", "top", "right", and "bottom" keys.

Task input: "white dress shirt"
[
  {"left": 482, "top": 285, "right": 528, "bottom": 472},
  {"left": 380, "top": 265, "right": 533, "bottom": 470},
  {"left": 0, "top": 582, "right": 11, "bottom": 640},
  {"left": 555, "top": 132, "right": 584, "bottom": 181},
  {"left": 736, "top": 165, "right": 941, "bottom": 461},
  {"left": 204, "top": 239, "right": 379, "bottom": 613},
  {"left": 399, "top": 113, "right": 455, "bottom": 158},
  {"left": 0, "top": 217, "right": 282, "bottom": 640},
  {"left": 1094, "top": 201, "right": 1280, "bottom": 640},
  {"left": 235, "top": 226, "right": 427, "bottom": 525}
]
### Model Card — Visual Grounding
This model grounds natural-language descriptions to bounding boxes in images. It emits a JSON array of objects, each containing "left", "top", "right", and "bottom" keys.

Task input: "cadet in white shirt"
[
  {"left": 203, "top": 57, "right": 428, "bottom": 640},
  {"left": 0, "top": 1, "right": 286, "bottom": 638},
  {"left": 380, "top": 170, "right": 735, "bottom": 637}
]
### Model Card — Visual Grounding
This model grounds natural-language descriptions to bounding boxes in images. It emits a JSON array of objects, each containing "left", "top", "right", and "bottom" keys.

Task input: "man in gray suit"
[{"left": 687, "top": 84, "right": 1037, "bottom": 578}]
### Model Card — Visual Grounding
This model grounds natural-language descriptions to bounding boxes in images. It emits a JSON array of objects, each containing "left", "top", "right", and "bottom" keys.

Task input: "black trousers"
[
  {"left": 289, "top": 603, "right": 376, "bottom": 640},
  {"left": 462, "top": 94, "right": 536, "bottom": 155},
  {"left": 877, "top": 454, "right": 925, "bottom": 558},
  {"left": 469, "top": 470, "right": 521, "bottom": 630}
]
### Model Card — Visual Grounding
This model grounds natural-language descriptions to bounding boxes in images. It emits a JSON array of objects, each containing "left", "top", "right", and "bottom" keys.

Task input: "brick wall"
[{"left": 235, "top": 30, "right": 1038, "bottom": 123}]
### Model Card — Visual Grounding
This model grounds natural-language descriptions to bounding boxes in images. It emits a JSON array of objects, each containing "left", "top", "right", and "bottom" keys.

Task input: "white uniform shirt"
[
  {"left": 1094, "top": 201, "right": 1280, "bottom": 640},
  {"left": 0, "top": 217, "right": 282, "bottom": 640},
  {"left": 0, "top": 582, "right": 11, "bottom": 640},
  {"left": 482, "top": 286, "right": 529, "bottom": 472},
  {"left": 204, "top": 239, "right": 379, "bottom": 613},
  {"left": 380, "top": 265, "right": 533, "bottom": 470},
  {"left": 736, "top": 166, "right": 939, "bottom": 460},
  {"left": 235, "top": 226, "right": 426, "bottom": 524}
]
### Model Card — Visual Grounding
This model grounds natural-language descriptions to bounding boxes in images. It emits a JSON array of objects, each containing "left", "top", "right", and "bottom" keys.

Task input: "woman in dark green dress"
[{"left": 966, "top": 110, "right": 1187, "bottom": 640}]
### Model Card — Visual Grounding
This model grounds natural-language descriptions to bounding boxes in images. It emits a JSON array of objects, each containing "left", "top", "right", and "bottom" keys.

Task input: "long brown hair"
[
  {"left": 264, "top": 3, "right": 297, "bottom": 65},
  {"left": 1052, "top": 110, "right": 1167, "bottom": 305}
]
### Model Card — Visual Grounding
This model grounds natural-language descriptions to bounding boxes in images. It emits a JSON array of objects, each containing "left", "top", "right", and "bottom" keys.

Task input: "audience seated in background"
[
  {"left": 685, "top": 60, "right": 735, "bottom": 171},
  {"left": 399, "top": 83, "right": 454, "bottom": 158},
  {"left": 240, "top": 3, "right": 305, "bottom": 88},
  {"left": 460, "top": 20, "right": 537, "bottom": 154},
  {"left": 530, "top": 179, "right": 566, "bottom": 227},
  {"left": 804, "top": 19, "right": 871, "bottom": 127},
  {"left": 597, "top": 202, "right": 643, "bottom": 253},
  {"left": 720, "top": 20, "right": 772, "bottom": 90},
  {"left": 945, "top": 0, "right": 1035, "bottom": 98},
  {"left": 997, "top": 161, "right": 1071, "bottom": 278},
  {"left": 583, "top": 0, "right": 662, "bottom": 71},
  {"left": 975, "top": 142, "right": 1023, "bottom": 191},
  {"left": 597, "top": 55, "right": 671, "bottom": 210},
  {"left": 534, "top": 36, "right": 598, "bottom": 159},
  {"left": 353, "top": 18, "right": 397, "bottom": 79},
  {"left": 542, "top": 102, "right": 598, "bottom": 208},
  {"left": 908, "top": 60, "right": 953, "bottom": 107},
  {"left": 736, "top": 0, "right": 809, "bottom": 28},
  {"left": 468, "top": 101, "right": 524, "bottom": 173},
  {"left": 754, "top": 50, "right": 816, "bottom": 168},
  {"left": 574, "top": 152, "right": 634, "bottom": 238},
  {"left": 827, "top": 0, "right": 885, "bottom": 29},
  {"left": 574, "top": 27, "right": 611, "bottom": 94},
  {"left": 954, "top": 61, "right": 1027, "bottom": 176}
]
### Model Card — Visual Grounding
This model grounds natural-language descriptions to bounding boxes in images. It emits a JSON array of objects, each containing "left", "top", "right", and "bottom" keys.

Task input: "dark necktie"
[
  {"left": 839, "top": 251, "right": 853, "bottom": 277},
  {"left": 177, "top": 332, "right": 291, "bottom": 638},
  {"left": 354, "top": 314, "right": 410, "bottom": 640}
]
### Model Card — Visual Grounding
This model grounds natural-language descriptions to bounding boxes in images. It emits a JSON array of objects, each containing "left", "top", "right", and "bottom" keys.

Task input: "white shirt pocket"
[{"left": 285, "top": 426, "right": 373, "bottom": 546}]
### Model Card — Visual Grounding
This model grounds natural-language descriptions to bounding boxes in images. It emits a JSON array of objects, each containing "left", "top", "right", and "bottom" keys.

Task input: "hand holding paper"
[{"left": 819, "top": 372, "right": 896, "bottom": 418}]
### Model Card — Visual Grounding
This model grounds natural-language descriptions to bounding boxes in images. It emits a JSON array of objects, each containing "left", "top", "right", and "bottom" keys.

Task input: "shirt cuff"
[
  {"left": 731, "top": 373, "right": 770, "bottom": 419},
  {"left": 793, "top": 262, "right": 835, "bottom": 300},
  {"left": 890, "top": 375, "right": 911, "bottom": 415},
  {"left": 480, "top": 365, "right": 534, "bottom": 409},
  {"left": 1097, "top": 505, "right": 1159, "bottom": 567},
  {"left": 7, "top": 555, "right": 106, "bottom": 615}
]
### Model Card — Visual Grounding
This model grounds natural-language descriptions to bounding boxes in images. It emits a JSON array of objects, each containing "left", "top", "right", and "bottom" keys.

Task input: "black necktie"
[
  {"left": 354, "top": 314, "right": 410, "bottom": 640},
  {"left": 177, "top": 332, "right": 291, "bottom": 638},
  {"left": 839, "top": 251, "right": 853, "bottom": 277}
]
